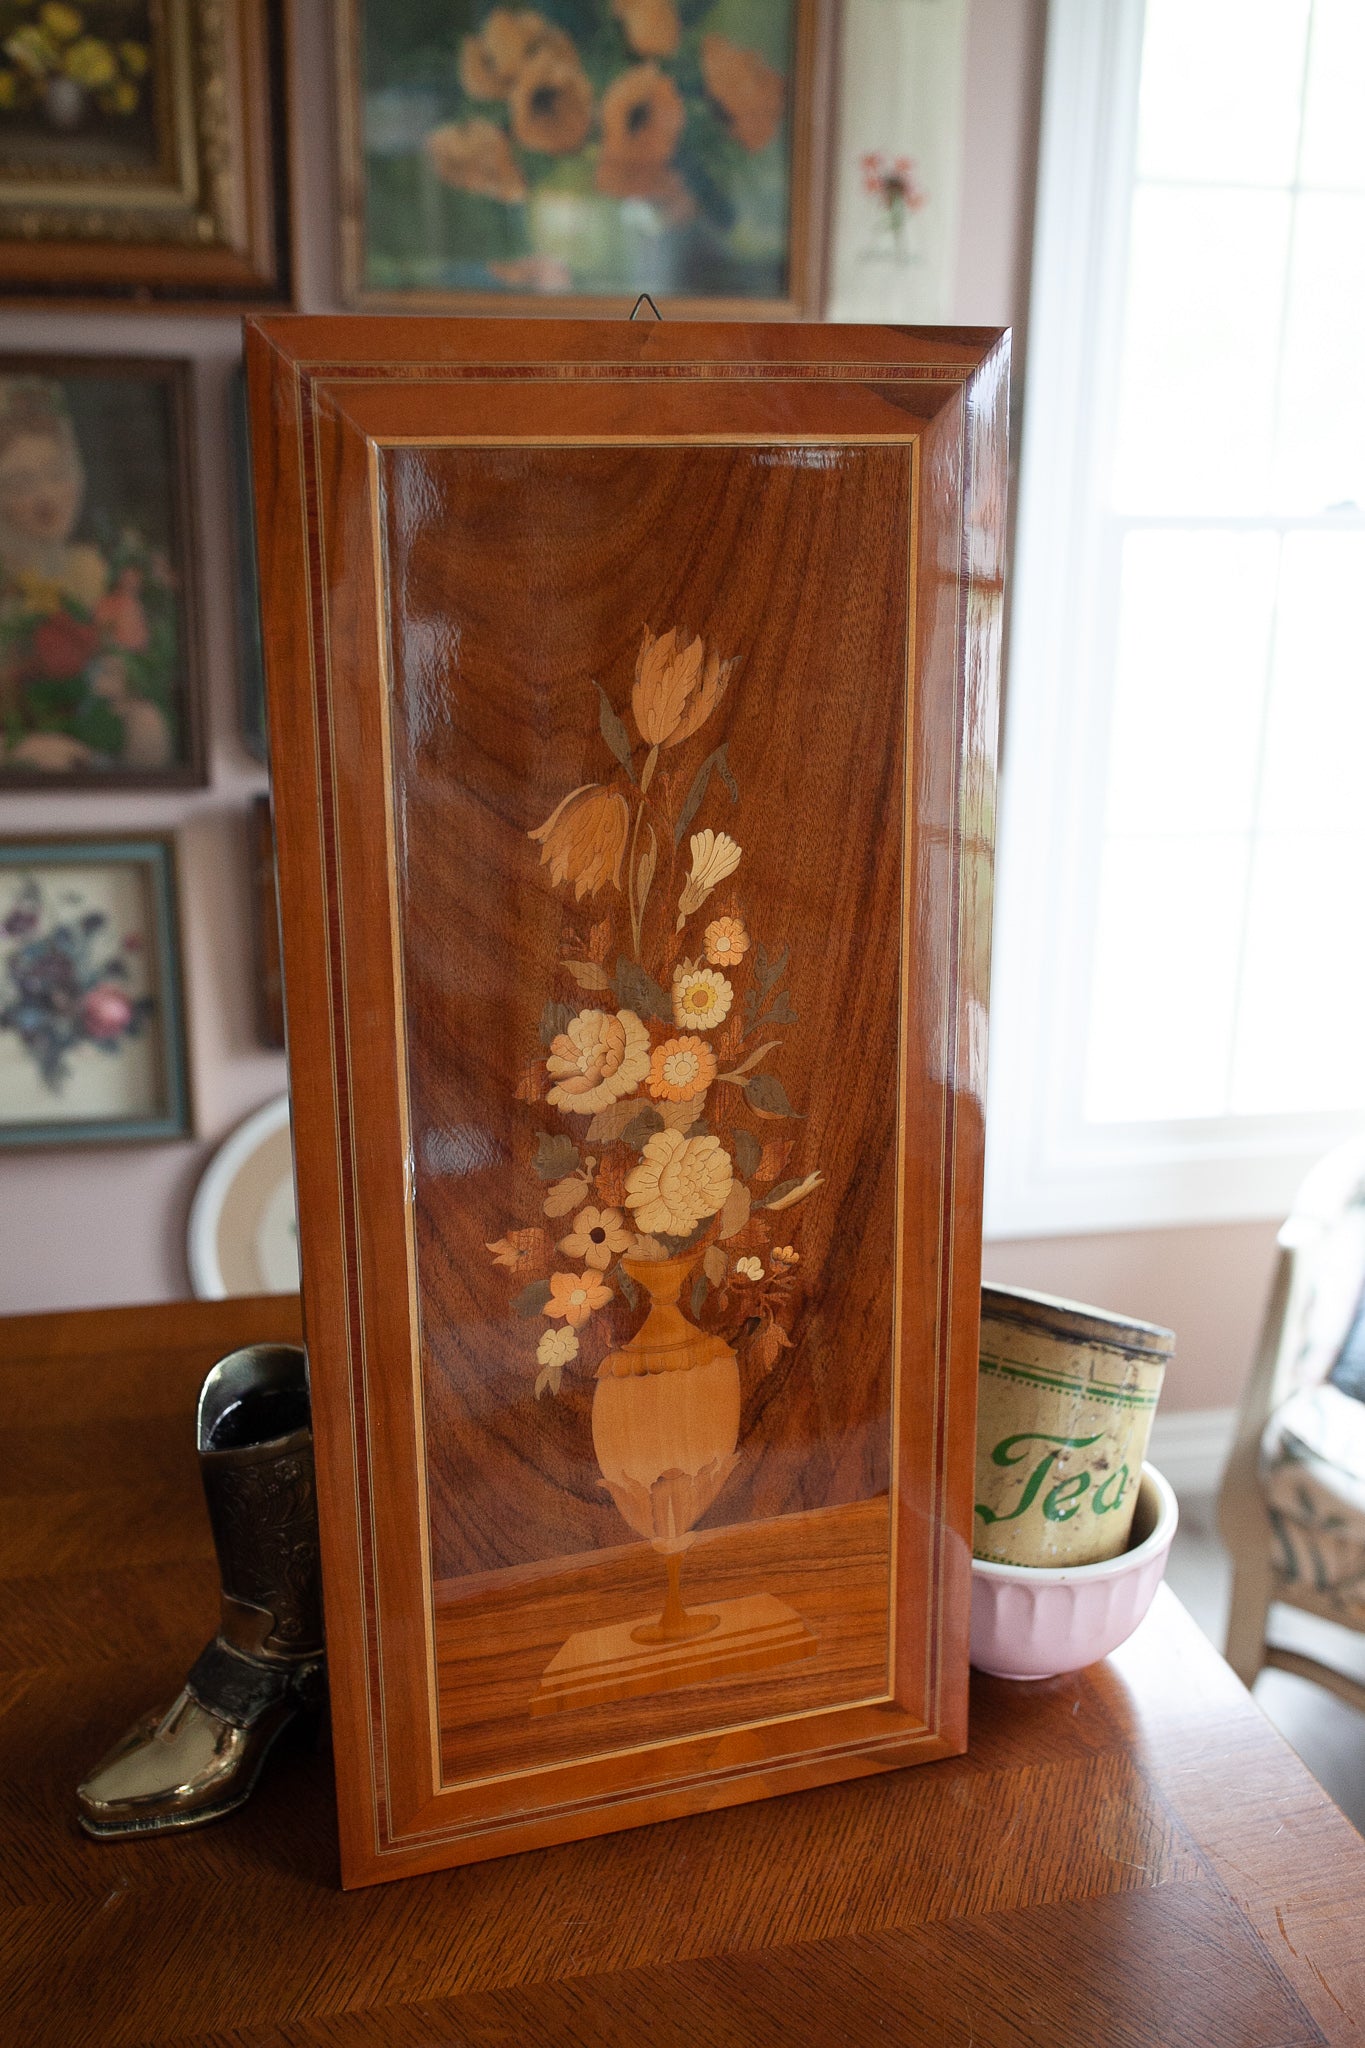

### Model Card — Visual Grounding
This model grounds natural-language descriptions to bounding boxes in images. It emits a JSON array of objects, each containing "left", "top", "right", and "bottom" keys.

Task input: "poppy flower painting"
[{"left": 341, "top": 0, "right": 826, "bottom": 312}]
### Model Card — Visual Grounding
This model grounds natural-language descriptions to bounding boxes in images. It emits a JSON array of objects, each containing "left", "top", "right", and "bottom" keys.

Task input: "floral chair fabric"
[
  {"left": 1219, "top": 1134, "right": 1365, "bottom": 1701},
  {"left": 1260, "top": 1382, "right": 1365, "bottom": 1627}
]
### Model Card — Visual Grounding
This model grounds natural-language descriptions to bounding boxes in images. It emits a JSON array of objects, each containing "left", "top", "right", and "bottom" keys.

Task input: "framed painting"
[
  {"left": 247, "top": 314, "right": 1007, "bottom": 1885},
  {"left": 0, "top": 0, "right": 291, "bottom": 304},
  {"left": 335, "top": 0, "right": 834, "bottom": 315},
  {"left": 0, "top": 356, "right": 204, "bottom": 788},
  {"left": 0, "top": 834, "right": 190, "bottom": 1145}
]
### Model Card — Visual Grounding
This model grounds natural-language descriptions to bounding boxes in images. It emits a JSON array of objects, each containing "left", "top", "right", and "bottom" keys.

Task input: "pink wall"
[{"left": 0, "top": 0, "right": 1280, "bottom": 1410}]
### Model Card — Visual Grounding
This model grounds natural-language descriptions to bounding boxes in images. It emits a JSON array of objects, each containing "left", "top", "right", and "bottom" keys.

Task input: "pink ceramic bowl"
[{"left": 969, "top": 1463, "right": 1179, "bottom": 1680}]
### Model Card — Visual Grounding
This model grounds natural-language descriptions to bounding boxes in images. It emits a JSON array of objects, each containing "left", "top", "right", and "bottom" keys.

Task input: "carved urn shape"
[{"left": 592, "top": 1250, "right": 741, "bottom": 1642}]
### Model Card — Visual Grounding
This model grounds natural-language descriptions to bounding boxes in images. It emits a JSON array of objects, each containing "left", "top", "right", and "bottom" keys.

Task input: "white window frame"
[{"left": 984, "top": 0, "right": 1365, "bottom": 1240}]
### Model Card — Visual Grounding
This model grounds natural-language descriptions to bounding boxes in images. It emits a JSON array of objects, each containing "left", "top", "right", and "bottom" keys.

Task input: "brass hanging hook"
[{"left": 629, "top": 293, "right": 662, "bottom": 321}]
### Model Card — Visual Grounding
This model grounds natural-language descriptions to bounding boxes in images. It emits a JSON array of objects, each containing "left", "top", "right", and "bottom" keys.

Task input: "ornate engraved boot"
[{"left": 77, "top": 1343, "right": 324, "bottom": 1839}]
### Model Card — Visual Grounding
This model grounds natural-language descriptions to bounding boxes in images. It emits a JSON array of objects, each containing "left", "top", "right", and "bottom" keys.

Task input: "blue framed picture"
[{"left": 0, "top": 836, "right": 190, "bottom": 1146}]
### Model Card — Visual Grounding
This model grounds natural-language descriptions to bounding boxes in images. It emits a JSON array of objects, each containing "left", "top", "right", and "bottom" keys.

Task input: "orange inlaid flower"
[
  {"left": 701, "top": 34, "right": 785, "bottom": 153},
  {"left": 612, "top": 0, "right": 680, "bottom": 59},
  {"left": 545, "top": 1270, "right": 613, "bottom": 1327},
  {"left": 510, "top": 46, "right": 594, "bottom": 154},
  {"left": 631, "top": 625, "right": 734, "bottom": 749},
  {"left": 599, "top": 63, "right": 685, "bottom": 169},
  {"left": 772, "top": 1244, "right": 800, "bottom": 1266},
  {"left": 558, "top": 1205, "right": 631, "bottom": 1269},
  {"left": 647, "top": 1034, "right": 717, "bottom": 1102},
  {"left": 704, "top": 914, "right": 749, "bottom": 967},
  {"left": 425, "top": 119, "right": 528, "bottom": 202},
  {"left": 529, "top": 783, "right": 630, "bottom": 900}
]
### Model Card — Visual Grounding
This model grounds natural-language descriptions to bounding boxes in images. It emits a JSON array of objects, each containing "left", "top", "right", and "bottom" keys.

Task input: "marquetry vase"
[{"left": 592, "top": 1251, "right": 741, "bottom": 1643}]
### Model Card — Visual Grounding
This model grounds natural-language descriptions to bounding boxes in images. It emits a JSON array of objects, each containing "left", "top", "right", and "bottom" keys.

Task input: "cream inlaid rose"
[
  {"left": 545, "top": 1008, "right": 650, "bottom": 1114},
  {"left": 625, "top": 1129, "right": 733, "bottom": 1237}
]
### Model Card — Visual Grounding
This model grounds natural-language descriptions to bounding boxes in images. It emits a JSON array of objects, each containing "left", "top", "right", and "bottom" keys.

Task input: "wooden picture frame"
[
  {"left": 0, "top": 354, "right": 205, "bottom": 789},
  {"left": 335, "top": 0, "right": 834, "bottom": 317},
  {"left": 0, "top": 832, "right": 190, "bottom": 1146},
  {"left": 248, "top": 314, "right": 1007, "bottom": 1886},
  {"left": 0, "top": 0, "right": 291, "bottom": 306}
]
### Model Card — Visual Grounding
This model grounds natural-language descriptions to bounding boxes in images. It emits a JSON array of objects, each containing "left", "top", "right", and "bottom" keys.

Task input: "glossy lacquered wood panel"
[{"left": 247, "top": 318, "right": 1008, "bottom": 1885}]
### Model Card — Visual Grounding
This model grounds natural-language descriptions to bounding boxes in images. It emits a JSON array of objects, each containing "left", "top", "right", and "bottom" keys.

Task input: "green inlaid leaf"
[
  {"left": 621, "top": 1106, "right": 665, "bottom": 1151},
  {"left": 673, "top": 741, "right": 737, "bottom": 846},
  {"left": 513, "top": 1278, "right": 553, "bottom": 1318},
  {"left": 744, "top": 1072, "right": 801, "bottom": 1119},
  {"left": 596, "top": 682, "right": 636, "bottom": 781},
  {"left": 532, "top": 1131, "right": 580, "bottom": 1181},
  {"left": 539, "top": 999, "right": 573, "bottom": 1048},
  {"left": 614, "top": 956, "right": 672, "bottom": 1020}
]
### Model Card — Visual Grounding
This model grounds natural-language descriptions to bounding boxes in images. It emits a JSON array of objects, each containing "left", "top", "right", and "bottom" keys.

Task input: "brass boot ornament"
[{"left": 77, "top": 1343, "right": 324, "bottom": 1838}]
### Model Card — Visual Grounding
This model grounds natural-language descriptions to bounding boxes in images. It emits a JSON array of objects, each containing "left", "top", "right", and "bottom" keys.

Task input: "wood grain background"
[{"left": 382, "top": 442, "right": 910, "bottom": 1585}]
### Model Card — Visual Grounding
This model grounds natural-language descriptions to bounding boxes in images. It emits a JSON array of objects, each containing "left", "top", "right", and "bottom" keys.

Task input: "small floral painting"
[
  {"left": 0, "top": 839, "right": 188, "bottom": 1143},
  {"left": 0, "top": 3, "right": 159, "bottom": 180},
  {"left": 348, "top": 0, "right": 801, "bottom": 306},
  {"left": 0, "top": 364, "right": 200, "bottom": 787},
  {"left": 486, "top": 624, "right": 823, "bottom": 1399}
]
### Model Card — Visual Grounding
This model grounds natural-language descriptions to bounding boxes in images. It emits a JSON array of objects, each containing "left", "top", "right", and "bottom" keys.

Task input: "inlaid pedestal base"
[{"left": 531, "top": 1593, "right": 817, "bottom": 1714}]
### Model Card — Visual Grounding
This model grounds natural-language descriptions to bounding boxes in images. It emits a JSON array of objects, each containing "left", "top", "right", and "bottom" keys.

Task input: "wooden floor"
[{"left": 433, "top": 1496, "right": 891, "bottom": 1782}]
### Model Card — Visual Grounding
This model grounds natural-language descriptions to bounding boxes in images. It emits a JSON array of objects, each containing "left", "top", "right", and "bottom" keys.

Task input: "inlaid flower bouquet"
[{"left": 487, "top": 624, "right": 823, "bottom": 1400}]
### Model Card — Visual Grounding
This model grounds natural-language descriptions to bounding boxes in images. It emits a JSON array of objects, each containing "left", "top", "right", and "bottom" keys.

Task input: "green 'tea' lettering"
[
  {"left": 1043, "top": 1471, "right": 1091, "bottom": 1522},
  {"left": 1093, "top": 1464, "right": 1131, "bottom": 1514},
  {"left": 973, "top": 1431, "right": 1104, "bottom": 1525}
]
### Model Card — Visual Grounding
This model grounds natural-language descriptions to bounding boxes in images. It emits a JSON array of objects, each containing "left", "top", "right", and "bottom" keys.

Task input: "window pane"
[
  {"left": 1300, "top": 0, "right": 1365, "bottom": 190},
  {"left": 1230, "top": 831, "right": 1365, "bottom": 1113},
  {"left": 1113, "top": 188, "right": 1290, "bottom": 514},
  {"left": 1085, "top": 835, "right": 1248, "bottom": 1122},
  {"left": 1276, "top": 195, "right": 1365, "bottom": 511},
  {"left": 1137, "top": 0, "right": 1310, "bottom": 187},
  {"left": 1106, "top": 529, "right": 1278, "bottom": 836},
  {"left": 1259, "top": 532, "right": 1365, "bottom": 829}
]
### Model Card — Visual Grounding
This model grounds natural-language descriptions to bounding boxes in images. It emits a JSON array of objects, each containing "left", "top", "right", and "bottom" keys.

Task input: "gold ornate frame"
[{"left": 0, "top": 0, "right": 291, "bottom": 304}]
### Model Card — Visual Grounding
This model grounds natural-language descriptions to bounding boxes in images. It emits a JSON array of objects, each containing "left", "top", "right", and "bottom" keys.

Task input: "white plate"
[{"left": 187, "top": 1094, "right": 298, "bottom": 1298}]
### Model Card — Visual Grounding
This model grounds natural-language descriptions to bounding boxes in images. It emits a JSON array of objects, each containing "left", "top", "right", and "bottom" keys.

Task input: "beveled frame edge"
[
  {"left": 0, "top": 352, "right": 208, "bottom": 793},
  {"left": 333, "top": 0, "right": 835, "bottom": 319},
  {"left": 248, "top": 317, "right": 1008, "bottom": 1886},
  {"left": 0, "top": 0, "right": 292, "bottom": 308},
  {"left": 0, "top": 831, "right": 192, "bottom": 1147}
]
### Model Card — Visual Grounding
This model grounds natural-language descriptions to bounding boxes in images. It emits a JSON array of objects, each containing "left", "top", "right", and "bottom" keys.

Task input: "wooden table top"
[{"left": 3, "top": 1296, "right": 1364, "bottom": 2047}]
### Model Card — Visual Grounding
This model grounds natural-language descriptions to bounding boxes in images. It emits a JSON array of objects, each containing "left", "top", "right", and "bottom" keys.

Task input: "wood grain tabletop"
[{"left": 3, "top": 1296, "right": 1363, "bottom": 2046}]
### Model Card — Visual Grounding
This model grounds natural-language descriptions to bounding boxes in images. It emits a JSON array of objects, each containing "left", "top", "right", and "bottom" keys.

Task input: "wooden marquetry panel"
[{"left": 246, "top": 317, "right": 1008, "bottom": 1885}]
